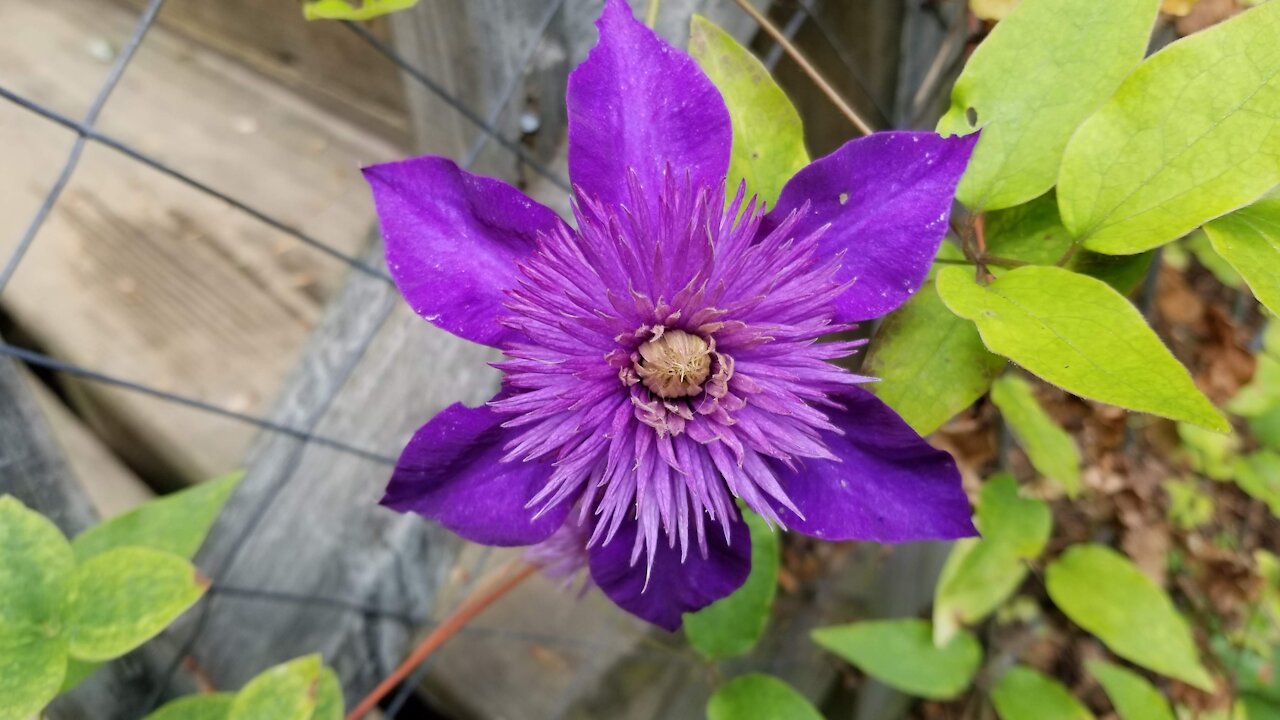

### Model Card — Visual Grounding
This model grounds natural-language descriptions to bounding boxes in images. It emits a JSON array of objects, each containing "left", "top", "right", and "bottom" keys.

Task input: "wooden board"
[
  {"left": 0, "top": 0, "right": 406, "bottom": 485},
  {"left": 108, "top": 0, "right": 411, "bottom": 146}
]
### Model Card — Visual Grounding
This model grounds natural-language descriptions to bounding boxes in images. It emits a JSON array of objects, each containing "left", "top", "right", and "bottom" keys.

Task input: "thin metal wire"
[
  {"left": 0, "top": 84, "right": 392, "bottom": 283},
  {"left": 344, "top": 20, "right": 573, "bottom": 194},
  {"left": 0, "top": 0, "right": 167, "bottom": 296},
  {"left": 0, "top": 343, "right": 395, "bottom": 467},
  {"left": 790, "top": 0, "right": 894, "bottom": 129}
]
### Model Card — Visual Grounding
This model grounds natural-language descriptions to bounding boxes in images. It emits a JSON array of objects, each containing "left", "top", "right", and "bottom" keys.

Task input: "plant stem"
[
  {"left": 728, "top": 0, "right": 874, "bottom": 135},
  {"left": 646, "top": 0, "right": 661, "bottom": 28},
  {"left": 345, "top": 561, "right": 538, "bottom": 720}
]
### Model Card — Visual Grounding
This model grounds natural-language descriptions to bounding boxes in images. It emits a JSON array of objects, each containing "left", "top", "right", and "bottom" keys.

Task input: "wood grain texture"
[
  {"left": 108, "top": 0, "right": 411, "bottom": 146},
  {"left": 0, "top": 0, "right": 404, "bottom": 486}
]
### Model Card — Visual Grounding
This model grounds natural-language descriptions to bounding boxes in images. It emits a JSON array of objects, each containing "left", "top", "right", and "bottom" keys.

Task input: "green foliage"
[
  {"left": 984, "top": 193, "right": 1153, "bottom": 294},
  {"left": 0, "top": 496, "right": 73, "bottom": 720},
  {"left": 72, "top": 471, "right": 243, "bottom": 562},
  {"left": 66, "top": 547, "right": 207, "bottom": 661},
  {"left": 937, "top": 0, "right": 1159, "bottom": 211},
  {"left": 863, "top": 281, "right": 1005, "bottom": 435},
  {"left": 934, "top": 474, "right": 1051, "bottom": 644},
  {"left": 811, "top": 619, "right": 981, "bottom": 700},
  {"left": 302, "top": 0, "right": 417, "bottom": 21},
  {"left": 1165, "top": 478, "right": 1215, "bottom": 531},
  {"left": 990, "top": 375, "right": 1082, "bottom": 496},
  {"left": 1058, "top": 0, "right": 1280, "bottom": 254},
  {"left": 1045, "top": 544, "right": 1214, "bottom": 690},
  {"left": 1178, "top": 423, "right": 1240, "bottom": 481},
  {"left": 991, "top": 666, "right": 1096, "bottom": 720},
  {"left": 1087, "top": 660, "right": 1175, "bottom": 720},
  {"left": 705, "top": 674, "right": 822, "bottom": 720},
  {"left": 689, "top": 16, "right": 808, "bottom": 208},
  {"left": 145, "top": 694, "right": 236, "bottom": 720},
  {"left": 313, "top": 668, "right": 344, "bottom": 720},
  {"left": 685, "top": 510, "right": 779, "bottom": 660},
  {"left": 1235, "top": 452, "right": 1280, "bottom": 517},
  {"left": 1205, "top": 194, "right": 1280, "bottom": 317},
  {"left": 146, "top": 656, "right": 342, "bottom": 720},
  {"left": 229, "top": 655, "right": 325, "bottom": 720},
  {"left": 937, "top": 265, "right": 1227, "bottom": 431}
]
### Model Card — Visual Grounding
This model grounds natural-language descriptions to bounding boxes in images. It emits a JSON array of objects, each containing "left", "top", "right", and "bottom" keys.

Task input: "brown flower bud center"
[{"left": 635, "top": 330, "right": 712, "bottom": 399}]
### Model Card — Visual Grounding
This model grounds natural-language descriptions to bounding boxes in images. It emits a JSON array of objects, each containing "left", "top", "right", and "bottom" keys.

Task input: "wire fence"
[{"left": 0, "top": 1, "right": 954, "bottom": 716}]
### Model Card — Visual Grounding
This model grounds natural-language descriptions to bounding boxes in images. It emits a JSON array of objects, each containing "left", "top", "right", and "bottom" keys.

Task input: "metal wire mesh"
[{"left": 0, "top": 1, "right": 927, "bottom": 716}]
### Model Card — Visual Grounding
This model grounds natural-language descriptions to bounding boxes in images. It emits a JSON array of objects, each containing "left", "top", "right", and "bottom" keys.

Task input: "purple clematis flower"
[{"left": 364, "top": 0, "right": 978, "bottom": 631}]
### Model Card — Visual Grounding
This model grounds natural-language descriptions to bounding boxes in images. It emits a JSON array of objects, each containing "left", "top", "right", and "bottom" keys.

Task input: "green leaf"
[
  {"left": 991, "top": 666, "right": 1096, "bottom": 720},
  {"left": 0, "top": 625, "right": 67, "bottom": 720},
  {"left": 1088, "top": 660, "right": 1176, "bottom": 720},
  {"left": 984, "top": 193, "right": 1153, "bottom": 294},
  {"left": 1046, "top": 544, "right": 1214, "bottom": 690},
  {"left": 302, "top": 0, "right": 417, "bottom": 21},
  {"left": 685, "top": 510, "right": 779, "bottom": 660},
  {"left": 72, "top": 471, "right": 243, "bottom": 563},
  {"left": 936, "top": 265, "right": 1227, "bottom": 431},
  {"left": 1185, "top": 231, "right": 1246, "bottom": 290},
  {"left": 1058, "top": 0, "right": 1280, "bottom": 254},
  {"left": 812, "top": 619, "right": 981, "bottom": 699},
  {"left": 1165, "top": 478, "right": 1215, "bottom": 531},
  {"left": 66, "top": 547, "right": 207, "bottom": 661},
  {"left": 938, "top": 0, "right": 1159, "bottom": 211},
  {"left": 1178, "top": 423, "right": 1240, "bottom": 481},
  {"left": 689, "top": 16, "right": 808, "bottom": 207},
  {"left": 864, "top": 281, "right": 1006, "bottom": 435},
  {"left": 1205, "top": 194, "right": 1280, "bottom": 317},
  {"left": 705, "top": 674, "right": 822, "bottom": 720},
  {"left": 1230, "top": 352, "right": 1280, "bottom": 418},
  {"left": 1234, "top": 452, "right": 1280, "bottom": 517},
  {"left": 990, "top": 375, "right": 1082, "bottom": 496},
  {"left": 229, "top": 655, "right": 324, "bottom": 720},
  {"left": 0, "top": 495, "right": 73, "bottom": 720},
  {"left": 145, "top": 693, "right": 235, "bottom": 720},
  {"left": 59, "top": 657, "right": 100, "bottom": 694},
  {"left": 312, "top": 668, "right": 344, "bottom": 720},
  {"left": 934, "top": 474, "right": 1051, "bottom": 644}
]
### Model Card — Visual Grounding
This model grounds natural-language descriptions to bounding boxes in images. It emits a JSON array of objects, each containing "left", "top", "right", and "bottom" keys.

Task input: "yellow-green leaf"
[
  {"left": 934, "top": 474, "right": 1050, "bottom": 644},
  {"left": 0, "top": 495, "right": 73, "bottom": 720},
  {"left": 812, "top": 619, "right": 981, "bottom": 699},
  {"left": 685, "top": 509, "right": 779, "bottom": 660},
  {"left": 706, "top": 674, "right": 822, "bottom": 720},
  {"left": 1059, "top": 0, "right": 1280, "bottom": 254},
  {"left": 66, "top": 547, "right": 207, "bottom": 661},
  {"left": 1205, "top": 194, "right": 1280, "bottom": 318},
  {"left": 145, "top": 693, "right": 235, "bottom": 720},
  {"left": 689, "top": 16, "right": 808, "bottom": 207},
  {"left": 72, "top": 471, "right": 243, "bottom": 563},
  {"left": 1235, "top": 452, "right": 1280, "bottom": 517},
  {"left": 228, "top": 655, "right": 324, "bottom": 720},
  {"left": 992, "top": 666, "right": 1096, "bottom": 720},
  {"left": 1088, "top": 660, "right": 1176, "bottom": 720},
  {"left": 1046, "top": 544, "right": 1214, "bottom": 691},
  {"left": 1165, "top": 478, "right": 1215, "bottom": 530},
  {"left": 991, "top": 375, "right": 1082, "bottom": 496},
  {"left": 939, "top": 0, "right": 1159, "bottom": 211},
  {"left": 302, "top": 0, "right": 417, "bottom": 21},
  {"left": 936, "top": 265, "right": 1227, "bottom": 431},
  {"left": 312, "top": 667, "right": 344, "bottom": 720},
  {"left": 984, "top": 192, "right": 1153, "bottom": 294},
  {"left": 864, "top": 281, "right": 1006, "bottom": 435}
]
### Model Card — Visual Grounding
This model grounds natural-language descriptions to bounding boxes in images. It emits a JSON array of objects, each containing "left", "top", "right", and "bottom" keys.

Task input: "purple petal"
[
  {"left": 382, "top": 398, "right": 572, "bottom": 546},
  {"left": 363, "top": 156, "right": 567, "bottom": 348},
  {"left": 588, "top": 511, "right": 751, "bottom": 631},
  {"left": 566, "top": 0, "right": 730, "bottom": 214},
  {"left": 770, "top": 387, "right": 976, "bottom": 542},
  {"left": 768, "top": 131, "right": 978, "bottom": 322}
]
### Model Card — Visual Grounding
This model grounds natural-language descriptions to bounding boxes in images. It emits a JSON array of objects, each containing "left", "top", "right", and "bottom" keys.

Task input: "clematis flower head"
[{"left": 364, "top": 0, "right": 978, "bottom": 631}]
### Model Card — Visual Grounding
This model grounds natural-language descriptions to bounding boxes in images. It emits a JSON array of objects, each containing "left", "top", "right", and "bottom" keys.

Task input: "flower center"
[{"left": 634, "top": 329, "right": 712, "bottom": 398}]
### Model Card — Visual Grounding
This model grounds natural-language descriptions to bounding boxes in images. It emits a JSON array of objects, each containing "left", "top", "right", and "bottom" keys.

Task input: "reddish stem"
[{"left": 345, "top": 562, "right": 537, "bottom": 720}]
